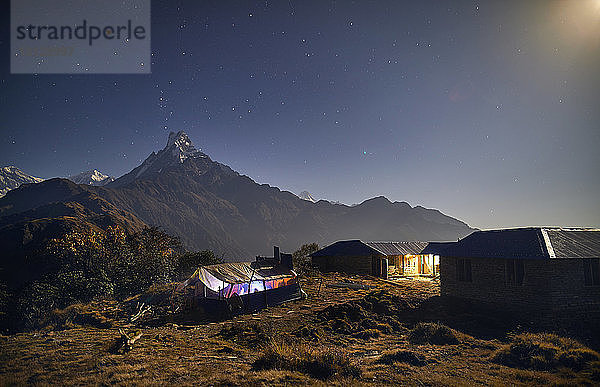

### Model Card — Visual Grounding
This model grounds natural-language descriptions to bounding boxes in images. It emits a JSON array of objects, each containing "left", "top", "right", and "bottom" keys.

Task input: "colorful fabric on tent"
[{"left": 177, "top": 261, "right": 297, "bottom": 297}]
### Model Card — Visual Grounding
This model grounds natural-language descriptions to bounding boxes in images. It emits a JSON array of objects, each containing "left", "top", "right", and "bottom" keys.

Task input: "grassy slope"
[{"left": 0, "top": 274, "right": 598, "bottom": 386}]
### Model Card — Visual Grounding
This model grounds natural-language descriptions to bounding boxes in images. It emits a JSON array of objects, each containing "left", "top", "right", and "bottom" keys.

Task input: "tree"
[
  {"left": 175, "top": 250, "right": 223, "bottom": 280},
  {"left": 292, "top": 243, "right": 319, "bottom": 270}
]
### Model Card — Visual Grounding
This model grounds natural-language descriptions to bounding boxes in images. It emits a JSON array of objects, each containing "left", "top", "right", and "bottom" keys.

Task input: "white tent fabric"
[{"left": 178, "top": 261, "right": 296, "bottom": 293}]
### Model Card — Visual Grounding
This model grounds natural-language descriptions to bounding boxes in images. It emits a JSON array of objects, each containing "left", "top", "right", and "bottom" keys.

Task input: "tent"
[{"left": 176, "top": 256, "right": 304, "bottom": 317}]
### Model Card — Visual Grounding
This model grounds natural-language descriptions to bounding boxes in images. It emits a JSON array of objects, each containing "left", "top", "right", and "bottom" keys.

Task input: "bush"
[
  {"left": 492, "top": 332, "right": 600, "bottom": 371},
  {"left": 3, "top": 226, "right": 190, "bottom": 332},
  {"left": 253, "top": 340, "right": 361, "bottom": 380},
  {"left": 320, "top": 302, "right": 368, "bottom": 322},
  {"left": 16, "top": 281, "right": 60, "bottom": 330},
  {"left": 408, "top": 322, "right": 460, "bottom": 345},
  {"left": 377, "top": 350, "right": 427, "bottom": 366}
]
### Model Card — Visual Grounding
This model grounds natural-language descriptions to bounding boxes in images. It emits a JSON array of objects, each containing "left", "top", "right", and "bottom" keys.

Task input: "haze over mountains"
[{"left": 0, "top": 131, "right": 476, "bottom": 259}]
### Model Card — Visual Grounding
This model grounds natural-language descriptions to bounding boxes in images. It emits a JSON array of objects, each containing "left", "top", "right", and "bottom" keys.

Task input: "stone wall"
[
  {"left": 547, "top": 259, "right": 600, "bottom": 323},
  {"left": 440, "top": 256, "right": 600, "bottom": 322},
  {"left": 312, "top": 254, "right": 376, "bottom": 275},
  {"left": 440, "top": 256, "right": 553, "bottom": 311}
]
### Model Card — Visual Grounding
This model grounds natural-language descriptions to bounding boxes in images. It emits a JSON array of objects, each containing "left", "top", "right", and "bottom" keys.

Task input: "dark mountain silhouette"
[
  {"left": 102, "top": 131, "right": 475, "bottom": 257},
  {"left": 0, "top": 179, "right": 148, "bottom": 288},
  {"left": 0, "top": 131, "right": 476, "bottom": 260}
]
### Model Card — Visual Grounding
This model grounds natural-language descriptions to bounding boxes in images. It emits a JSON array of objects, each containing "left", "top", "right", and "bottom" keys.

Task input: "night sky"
[{"left": 1, "top": 0, "right": 599, "bottom": 229}]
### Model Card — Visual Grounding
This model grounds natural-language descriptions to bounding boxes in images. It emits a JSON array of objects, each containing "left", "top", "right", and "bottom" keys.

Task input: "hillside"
[
  {"left": 0, "top": 179, "right": 148, "bottom": 289},
  {"left": 1, "top": 274, "right": 598, "bottom": 385}
]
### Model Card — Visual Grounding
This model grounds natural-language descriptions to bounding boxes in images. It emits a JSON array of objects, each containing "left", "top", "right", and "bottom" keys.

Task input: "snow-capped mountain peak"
[
  {"left": 166, "top": 131, "right": 207, "bottom": 163},
  {"left": 110, "top": 131, "right": 211, "bottom": 187},
  {"left": 68, "top": 169, "right": 115, "bottom": 186},
  {"left": 298, "top": 191, "right": 317, "bottom": 202},
  {"left": 0, "top": 166, "right": 44, "bottom": 197}
]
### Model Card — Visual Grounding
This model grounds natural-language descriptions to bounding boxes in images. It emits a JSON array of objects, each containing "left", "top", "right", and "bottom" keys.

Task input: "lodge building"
[
  {"left": 310, "top": 240, "right": 441, "bottom": 279},
  {"left": 439, "top": 227, "right": 600, "bottom": 322}
]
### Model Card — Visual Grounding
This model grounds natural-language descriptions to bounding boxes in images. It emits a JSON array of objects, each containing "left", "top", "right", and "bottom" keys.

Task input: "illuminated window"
[{"left": 584, "top": 259, "right": 600, "bottom": 286}]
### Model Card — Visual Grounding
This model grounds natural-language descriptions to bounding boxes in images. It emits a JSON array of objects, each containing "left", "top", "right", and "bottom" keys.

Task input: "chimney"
[{"left": 273, "top": 246, "right": 281, "bottom": 263}]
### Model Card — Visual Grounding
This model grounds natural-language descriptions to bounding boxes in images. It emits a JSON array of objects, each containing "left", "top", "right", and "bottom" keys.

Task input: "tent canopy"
[{"left": 179, "top": 261, "right": 297, "bottom": 293}]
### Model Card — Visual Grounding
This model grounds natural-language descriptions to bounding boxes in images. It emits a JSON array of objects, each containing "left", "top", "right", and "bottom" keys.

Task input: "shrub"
[
  {"left": 377, "top": 350, "right": 427, "bottom": 366},
  {"left": 320, "top": 302, "right": 367, "bottom": 322},
  {"left": 408, "top": 322, "right": 460, "bottom": 345},
  {"left": 491, "top": 332, "right": 600, "bottom": 371},
  {"left": 16, "top": 281, "right": 60, "bottom": 330},
  {"left": 4, "top": 226, "right": 189, "bottom": 332},
  {"left": 253, "top": 340, "right": 361, "bottom": 380}
]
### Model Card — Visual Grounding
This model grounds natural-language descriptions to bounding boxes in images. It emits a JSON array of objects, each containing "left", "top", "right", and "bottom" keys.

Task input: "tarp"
[{"left": 177, "top": 261, "right": 297, "bottom": 294}]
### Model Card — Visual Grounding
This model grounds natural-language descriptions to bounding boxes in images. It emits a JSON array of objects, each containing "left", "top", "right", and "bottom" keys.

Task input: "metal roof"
[
  {"left": 310, "top": 240, "right": 381, "bottom": 257},
  {"left": 364, "top": 241, "right": 429, "bottom": 256},
  {"left": 544, "top": 229, "right": 600, "bottom": 258},
  {"left": 420, "top": 241, "right": 456, "bottom": 255},
  {"left": 442, "top": 228, "right": 600, "bottom": 260},
  {"left": 310, "top": 240, "right": 428, "bottom": 257}
]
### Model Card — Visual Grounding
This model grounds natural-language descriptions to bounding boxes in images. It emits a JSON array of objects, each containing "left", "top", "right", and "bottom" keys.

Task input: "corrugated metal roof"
[
  {"left": 310, "top": 240, "right": 428, "bottom": 257},
  {"left": 545, "top": 229, "right": 600, "bottom": 258},
  {"left": 310, "top": 240, "right": 381, "bottom": 257},
  {"left": 442, "top": 228, "right": 600, "bottom": 260},
  {"left": 364, "top": 241, "right": 429, "bottom": 256}
]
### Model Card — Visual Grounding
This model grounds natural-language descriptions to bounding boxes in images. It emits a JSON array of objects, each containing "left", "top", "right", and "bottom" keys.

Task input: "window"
[
  {"left": 506, "top": 259, "right": 524, "bottom": 286},
  {"left": 584, "top": 259, "right": 600, "bottom": 286},
  {"left": 456, "top": 258, "right": 472, "bottom": 282}
]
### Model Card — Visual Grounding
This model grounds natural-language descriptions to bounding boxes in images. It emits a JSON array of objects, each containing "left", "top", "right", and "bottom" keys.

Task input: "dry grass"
[
  {"left": 253, "top": 340, "right": 362, "bottom": 380},
  {"left": 376, "top": 349, "right": 427, "bottom": 366},
  {"left": 492, "top": 332, "right": 600, "bottom": 372},
  {"left": 1, "top": 273, "right": 598, "bottom": 385},
  {"left": 408, "top": 321, "right": 460, "bottom": 345}
]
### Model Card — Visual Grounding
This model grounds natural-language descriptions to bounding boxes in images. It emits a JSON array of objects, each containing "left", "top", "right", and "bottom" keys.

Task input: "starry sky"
[{"left": 1, "top": 0, "right": 599, "bottom": 229}]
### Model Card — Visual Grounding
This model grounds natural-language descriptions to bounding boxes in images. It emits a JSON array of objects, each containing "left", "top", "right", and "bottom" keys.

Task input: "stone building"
[
  {"left": 310, "top": 240, "right": 434, "bottom": 278},
  {"left": 440, "top": 227, "right": 600, "bottom": 322}
]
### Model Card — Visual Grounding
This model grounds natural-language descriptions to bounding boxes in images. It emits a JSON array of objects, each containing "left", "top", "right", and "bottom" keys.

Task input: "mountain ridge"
[
  {"left": 68, "top": 169, "right": 115, "bottom": 186},
  {"left": 0, "top": 166, "right": 44, "bottom": 197},
  {"left": 0, "top": 131, "right": 476, "bottom": 259}
]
